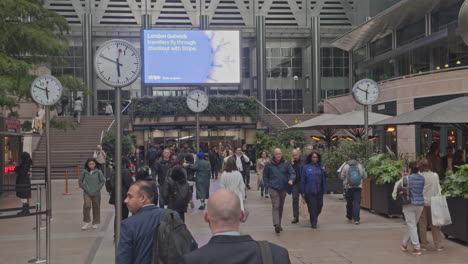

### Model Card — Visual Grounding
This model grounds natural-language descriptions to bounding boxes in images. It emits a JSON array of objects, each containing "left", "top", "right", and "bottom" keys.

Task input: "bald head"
[
  {"left": 292, "top": 149, "right": 301, "bottom": 161},
  {"left": 205, "top": 189, "right": 243, "bottom": 234}
]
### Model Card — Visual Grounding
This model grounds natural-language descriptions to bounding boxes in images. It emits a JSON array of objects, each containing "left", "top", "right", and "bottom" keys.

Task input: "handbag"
[
  {"left": 431, "top": 184, "right": 452, "bottom": 226},
  {"left": 299, "top": 196, "right": 309, "bottom": 219},
  {"left": 397, "top": 176, "right": 411, "bottom": 205}
]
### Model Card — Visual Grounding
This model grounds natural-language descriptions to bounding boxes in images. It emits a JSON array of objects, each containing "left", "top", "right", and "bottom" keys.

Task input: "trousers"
[
  {"left": 83, "top": 193, "right": 101, "bottom": 225},
  {"left": 345, "top": 188, "right": 362, "bottom": 221},
  {"left": 269, "top": 188, "right": 287, "bottom": 227},
  {"left": 418, "top": 206, "right": 443, "bottom": 249},
  {"left": 291, "top": 184, "right": 300, "bottom": 219},
  {"left": 304, "top": 192, "right": 324, "bottom": 226},
  {"left": 402, "top": 204, "right": 424, "bottom": 250}
]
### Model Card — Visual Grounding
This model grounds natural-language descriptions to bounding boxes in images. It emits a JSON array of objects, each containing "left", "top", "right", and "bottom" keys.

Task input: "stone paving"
[{"left": 1, "top": 173, "right": 467, "bottom": 264}]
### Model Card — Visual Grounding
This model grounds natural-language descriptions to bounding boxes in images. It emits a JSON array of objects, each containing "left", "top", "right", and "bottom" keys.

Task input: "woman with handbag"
[
  {"left": 399, "top": 161, "right": 425, "bottom": 255},
  {"left": 417, "top": 159, "right": 444, "bottom": 251},
  {"left": 256, "top": 151, "right": 270, "bottom": 198}
]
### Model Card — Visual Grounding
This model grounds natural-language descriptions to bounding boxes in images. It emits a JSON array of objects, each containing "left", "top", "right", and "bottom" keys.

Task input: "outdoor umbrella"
[
  {"left": 288, "top": 114, "right": 338, "bottom": 129},
  {"left": 314, "top": 110, "right": 392, "bottom": 128}
]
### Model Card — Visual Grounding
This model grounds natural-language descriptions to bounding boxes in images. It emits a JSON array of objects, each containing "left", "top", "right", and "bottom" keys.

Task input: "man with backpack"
[
  {"left": 180, "top": 189, "right": 290, "bottom": 264},
  {"left": 117, "top": 181, "right": 197, "bottom": 264},
  {"left": 163, "top": 166, "right": 192, "bottom": 222},
  {"left": 340, "top": 153, "right": 367, "bottom": 225}
]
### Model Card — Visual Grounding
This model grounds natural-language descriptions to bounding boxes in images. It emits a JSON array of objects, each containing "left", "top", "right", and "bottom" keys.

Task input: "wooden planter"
[
  {"left": 327, "top": 177, "right": 343, "bottom": 194},
  {"left": 371, "top": 182, "right": 402, "bottom": 216},
  {"left": 442, "top": 197, "right": 468, "bottom": 244},
  {"left": 360, "top": 178, "right": 372, "bottom": 209}
]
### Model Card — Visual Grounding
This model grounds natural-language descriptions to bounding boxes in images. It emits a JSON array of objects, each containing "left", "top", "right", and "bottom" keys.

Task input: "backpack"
[
  {"left": 347, "top": 164, "right": 362, "bottom": 187},
  {"left": 105, "top": 169, "right": 115, "bottom": 193},
  {"left": 170, "top": 180, "right": 192, "bottom": 209},
  {"left": 152, "top": 209, "right": 198, "bottom": 264},
  {"left": 397, "top": 176, "right": 411, "bottom": 205}
]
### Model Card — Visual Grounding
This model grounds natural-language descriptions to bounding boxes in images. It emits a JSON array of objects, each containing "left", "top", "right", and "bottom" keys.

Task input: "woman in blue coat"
[{"left": 300, "top": 152, "right": 328, "bottom": 229}]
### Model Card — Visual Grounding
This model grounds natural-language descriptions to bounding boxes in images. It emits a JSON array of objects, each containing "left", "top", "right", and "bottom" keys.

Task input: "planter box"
[
  {"left": 327, "top": 177, "right": 343, "bottom": 194},
  {"left": 360, "top": 178, "right": 372, "bottom": 209},
  {"left": 442, "top": 197, "right": 468, "bottom": 244},
  {"left": 371, "top": 182, "right": 402, "bottom": 216}
]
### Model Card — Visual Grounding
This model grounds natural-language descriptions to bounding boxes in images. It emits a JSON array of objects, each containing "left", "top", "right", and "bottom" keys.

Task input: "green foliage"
[
  {"left": 102, "top": 132, "right": 136, "bottom": 163},
  {"left": 255, "top": 131, "right": 278, "bottom": 157},
  {"left": 57, "top": 75, "right": 91, "bottom": 95},
  {"left": 366, "top": 153, "right": 406, "bottom": 184},
  {"left": 277, "top": 130, "right": 307, "bottom": 149},
  {"left": 21, "top": 120, "right": 32, "bottom": 132},
  {"left": 0, "top": 0, "right": 69, "bottom": 114},
  {"left": 132, "top": 96, "right": 257, "bottom": 121},
  {"left": 49, "top": 119, "right": 78, "bottom": 131},
  {"left": 317, "top": 140, "right": 376, "bottom": 178},
  {"left": 442, "top": 165, "right": 468, "bottom": 198}
]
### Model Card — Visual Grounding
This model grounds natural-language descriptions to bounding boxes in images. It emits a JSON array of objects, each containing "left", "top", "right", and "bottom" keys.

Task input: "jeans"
[
  {"left": 291, "top": 184, "right": 300, "bottom": 220},
  {"left": 74, "top": 110, "right": 81, "bottom": 123},
  {"left": 269, "top": 188, "right": 287, "bottom": 227},
  {"left": 260, "top": 184, "right": 269, "bottom": 196},
  {"left": 241, "top": 170, "right": 250, "bottom": 187},
  {"left": 158, "top": 183, "right": 166, "bottom": 208},
  {"left": 304, "top": 192, "right": 324, "bottom": 227},
  {"left": 345, "top": 188, "right": 362, "bottom": 221},
  {"left": 402, "top": 204, "right": 424, "bottom": 250},
  {"left": 418, "top": 206, "right": 443, "bottom": 249},
  {"left": 83, "top": 193, "right": 100, "bottom": 224}
]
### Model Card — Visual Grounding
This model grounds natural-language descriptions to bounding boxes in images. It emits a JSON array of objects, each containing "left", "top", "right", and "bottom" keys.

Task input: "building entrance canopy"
[{"left": 330, "top": 0, "right": 444, "bottom": 51}]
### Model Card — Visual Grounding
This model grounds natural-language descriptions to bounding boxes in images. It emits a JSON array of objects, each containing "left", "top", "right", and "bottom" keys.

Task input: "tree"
[
  {"left": 0, "top": 0, "right": 69, "bottom": 116},
  {"left": 102, "top": 132, "right": 136, "bottom": 163},
  {"left": 278, "top": 130, "right": 307, "bottom": 149}
]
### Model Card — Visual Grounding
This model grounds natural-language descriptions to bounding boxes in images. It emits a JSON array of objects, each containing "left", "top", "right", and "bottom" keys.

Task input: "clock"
[
  {"left": 186, "top": 90, "right": 209, "bottom": 113},
  {"left": 352, "top": 79, "right": 380, "bottom": 105},
  {"left": 94, "top": 39, "right": 141, "bottom": 87},
  {"left": 30, "top": 75, "right": 63, "bottom": 106}
]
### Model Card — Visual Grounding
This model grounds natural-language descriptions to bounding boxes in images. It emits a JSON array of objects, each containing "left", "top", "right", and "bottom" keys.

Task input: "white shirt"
[
  {"left": 235, "top": 154, "right": 250, "bottom": 172},
  {"left": 74, "top": 100, "right": 83, "bottom": 111},
  {"left": 421, "top": 171, "right": 441, "bottom": 206},
  {"left": 105, "top": 104, "right": 113, "bottom": 114}
]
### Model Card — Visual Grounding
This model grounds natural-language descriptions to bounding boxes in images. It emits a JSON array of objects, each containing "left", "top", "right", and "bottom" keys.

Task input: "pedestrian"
[
  {"left": 184, "top": 152, "right": 211, "bottom": 210},
  {"left": 180, "top": 189, "right": 291, "bottom": 264},
  {"left": 290, "top": 149, "right": 302, "bottom": 224},
  {"left": 109, "top": 157, "right": 134, "bottom": 220},
  {"left": 154, "top": 148, "right": 172, "bottom": 207},
  {"left": 453, "top": 149, "right": 466, "bottom": 173},
  {"left": 163, "top": 165, "right": 192, "bottom": 222},
  {"left": 79, "top": 158, "right": 105, "bottom": 230},
  {"left": 93, "top": 145, "right": 106, "bottom": 170},
  {"left": 74, "top": 96, "right": 83, "bottom": 124},
  {"left": 256, "top": 151, "right": 270, "bottom": 198},
  {"left": 263, "top": 148, "right": 295, "bottom": 234},
  {"left": 15, "top": 152, "right": 33, "bottom": 216},
  {"left": 399, "top": 161, "right": 425, "bottom": 256},
  {"left": 59, "top": 95, "right": 68, "bottom": 116},
  {"left": 104, "top": 102, "right": 113, "bottom": 115},
  {"left": 184, "top": 153, "right": 196, "bottom": 209},
  {"left": 220, "top": 157, "right": 248, "bottom": 222},
  {"left": 425, "top": 142, "right": 444, "bottom": 180},
  {"left": 135, "top": 166, "right": 159, "bottom": 205},
  {"left": 340, "top": 153, "right": 367, "bottom": 225},
  {"left": 442, "top": 146, "right": 454, "bottom": 173},
  {"left": 232, "top": 147, "right": 251, "bottom": 189},
  {"left": 209, "top": 146, "right": 220, "bottom": 179},
  {"left": 300, "top": 152, "right": 327, "bottom": 229},
  {"left": 116, "top": 181, "right": 166, "bottom": 264},
  {"left": 417, "top": 159, "right": 444, "bottom": 251},
  {"left": 302, "top": 144, "right": 314, "bottom": 162}
]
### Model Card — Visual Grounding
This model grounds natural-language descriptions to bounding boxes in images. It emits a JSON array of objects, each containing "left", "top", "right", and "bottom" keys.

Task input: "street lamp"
[{"left": 293, "top": 75, "right": 299, "bottom": 113}]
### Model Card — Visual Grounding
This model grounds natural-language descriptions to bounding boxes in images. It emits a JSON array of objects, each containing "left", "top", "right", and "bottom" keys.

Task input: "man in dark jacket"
[
  {"left": 290, "top": 149, "right": 302, "bottom": 224},
  {"left": 263, "top": 148, "right": 295, "bottom": 234},
  {"left": 180, "top": 189, "right": 291, "bottom": 264},
  {"left": 209, "top": 146, "right": 220, "bottom": 179},
  {"left": 154, "top": 148, "right": 172, "bottom": 207},
  {"left": 117, "top": 181, "right": 166, "bottom": 264}
]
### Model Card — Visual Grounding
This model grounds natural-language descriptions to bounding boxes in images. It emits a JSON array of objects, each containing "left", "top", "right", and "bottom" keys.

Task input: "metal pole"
[
  {"left": 29, "top": 184, "right": 46, "bottom": 263},
  {"left": 141, "top": 14, "right": 152, "bottom": 97},
  {"left": 83, "top": 13, "right": 94, "bottom": 115},
  {"left": 311, "top": 15, "right": 321, "bottom": 112},
  {"left": 115, "top": 87, "right": 122, "bottom": 250},
  {"left": 256, "top": 16, "right": 266, "bottom": 116},
  {"left": 196, "top": 112, "right": 200, "bottom": 153},
  {"left": 45, "top": 106, "right": 51, "bottom": 263},
  {"left": 275, "top": 89, "right": 278, "bottom": 114},
  {"left": 364, "top": 105, "right": 369, "bottom": 140}
]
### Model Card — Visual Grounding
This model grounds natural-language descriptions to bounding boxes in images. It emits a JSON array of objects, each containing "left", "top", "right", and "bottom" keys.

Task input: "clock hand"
[
  {"left": 99, "top": 55, "right": 123, "bottom": 66},
  {"left": 117, "top": 49, "right": 122, "bottom": 78},
  {"left": 356, "top": 87, "right": 368, "bottom": 94},
  {"left": 44, "top": 81, "right": 50, "bottom": 100},
  {"left": 34, "top": 85, "right": 47, "bottom": 92}
]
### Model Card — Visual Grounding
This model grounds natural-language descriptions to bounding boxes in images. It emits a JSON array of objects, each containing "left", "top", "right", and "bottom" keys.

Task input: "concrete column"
[
  {"left": 310, "top": 16, "right": 320, "bottom": 112},
  {"left": 82, "top": 13, "right": 94, "bottom": 115},
  {"left": 425, "top": 12, "right": 432, "bottom": 37},
  {"left": 200, "top": 15, "right": 209, "bottom": 30},
  {"left": 256, "top": 16, "right": 266, "bottom": 116},
  {"left": 141, "top": 14, "right": 152, "bottom": 97}
]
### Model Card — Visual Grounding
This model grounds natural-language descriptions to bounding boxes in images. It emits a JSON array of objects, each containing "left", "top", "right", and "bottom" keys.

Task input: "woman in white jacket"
[
  {"left": 418, "top": 159, "right": 444, "bottom": 251},
  {"left": 220, "top": 157, "right": 248, "bottom": 222}
]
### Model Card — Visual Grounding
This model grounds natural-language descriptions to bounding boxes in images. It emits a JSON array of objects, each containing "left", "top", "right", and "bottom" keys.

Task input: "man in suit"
[
  {"left": 116, "top": 181, "right": 165, "bottom": 264},
  {"left": 180, "top": 189, "right": 291, "bottom": 264}
]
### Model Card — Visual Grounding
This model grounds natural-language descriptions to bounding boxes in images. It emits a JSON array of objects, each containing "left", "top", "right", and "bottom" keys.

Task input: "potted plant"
[
  {"left": 441, "top": 164, "right": 468, "bottom": 243},
  {"left": 366, "top": 153, "right": 406, "bottom": 216}
]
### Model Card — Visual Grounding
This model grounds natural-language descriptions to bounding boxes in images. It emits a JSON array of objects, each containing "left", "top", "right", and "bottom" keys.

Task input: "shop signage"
[{"left": 6, "top": 119, "right": 20, "bottom": 133}]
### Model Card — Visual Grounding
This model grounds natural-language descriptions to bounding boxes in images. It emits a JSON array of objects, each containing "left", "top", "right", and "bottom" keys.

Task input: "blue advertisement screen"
[{"left": 143, "top": 30, "right": 240, "bottom": 84}]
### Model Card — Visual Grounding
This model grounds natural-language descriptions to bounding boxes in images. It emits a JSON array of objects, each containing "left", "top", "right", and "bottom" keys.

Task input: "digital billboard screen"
[{"left": 143, "top": 30, "right": 240, "bottom": 85}]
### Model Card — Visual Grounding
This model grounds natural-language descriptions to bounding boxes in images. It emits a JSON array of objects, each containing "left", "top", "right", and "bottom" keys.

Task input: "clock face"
[
  {"left": 94, "top": 39, "right": 141, "bottom": 87},
  {"left": 352, "top": 79, "right": 380, "bottom": 105},
  {"left": 30, "top": 75, "right": 63, "bottom": 106},
  {"left": 186, "top": 90, "right": 209, "bottom": 113}
]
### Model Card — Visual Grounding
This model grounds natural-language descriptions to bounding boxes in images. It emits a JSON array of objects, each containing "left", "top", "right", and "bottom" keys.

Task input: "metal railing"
[
  {"left": 255, "top": 98, "right": 290, "bottom": 129},
  {"left": 100, "top": 101, "right": 132, "bottom": 143}
]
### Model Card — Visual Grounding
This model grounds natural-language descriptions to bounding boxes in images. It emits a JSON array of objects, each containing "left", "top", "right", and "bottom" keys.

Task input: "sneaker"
[
  {"left": 354, "top": 221, "right": 360, "bottom": 225},
  {"left": 246, "top": 185, "right": 251, "bottom": 190},
  {"left": 274, "top": 225, "right": 281, "bottom": 234},
  {"left": 92, "top": 224, "right": 99, "bottom": 229},
  {"left": 198, "top": 205, "right": 205, "bottom": 210},
  {"left": 311, "top": 225, "right": 317, "bottom": 229},
  {"left": 412, "top": 249, "right": 422, "bottom": 256},
  {"left": 436, "top": 247, "right": 444, "bottom": 251},
  {"left": 420, "top": 247, "right": 427, "bottom": 251},
  {"left": 291, "top": 218, "right": 299, "bottom": 224},
  {"left": 81, "top": 223, "right": 91, "bottom": 230},
  {"left": 265, "top": 195, "right": 269, "bottom": 198},
  {"left": 189, "top": 201, "right": 195, "bottom": 209},
  {"left": 401, "top": 245, "right": 407, "bottom": 252}
]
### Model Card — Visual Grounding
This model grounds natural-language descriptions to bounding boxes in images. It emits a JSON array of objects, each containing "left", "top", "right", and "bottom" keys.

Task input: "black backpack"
[
  {"left": 170, "top": 180, "right": 192, "bottom": 209},
  {"left": 152, "top": 209, "right": 198, "bottom": 264},
  {"left": 105, "top": 169, "right": 115, "bottom": 194}
]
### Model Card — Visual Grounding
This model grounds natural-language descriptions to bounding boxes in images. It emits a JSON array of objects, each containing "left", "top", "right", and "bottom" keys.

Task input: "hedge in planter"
[{"left": 441, "top": 165, "right": 468, "bottom": 243}]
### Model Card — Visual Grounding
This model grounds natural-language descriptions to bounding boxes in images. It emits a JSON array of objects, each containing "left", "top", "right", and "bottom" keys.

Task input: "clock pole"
[
  {"left": 364, "top": 105, "right": 369, "bottom": 140},
  {"left": 114, "top": 86, "right": 122, "bottom": 249},
  {"left": 45, "top": 105, "right": 52, "bottom": 263},
  {"left": 196, "top": 112, "right": 200, "bottom": 153}
]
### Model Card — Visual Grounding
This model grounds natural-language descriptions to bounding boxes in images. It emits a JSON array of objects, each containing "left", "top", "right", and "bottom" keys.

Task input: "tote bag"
[{"left": 431, "top": 185, "right": 452, "bottom": 226}]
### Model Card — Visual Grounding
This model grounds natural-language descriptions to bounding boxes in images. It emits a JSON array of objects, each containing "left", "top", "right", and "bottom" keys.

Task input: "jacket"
[
  {"left": 399, "top": 173, "right": 425, "bottom": 206},
  {"left": 340, "top": 160, "right": 367, "bottom": 189},
  {"left": 154, "top": 158, "right": 172, "bottom": 185},
  {"left": 291, "top": 159, "right": 302, "bottom": 185},
  {"left": 220, "top": 171, "right": 246, "bottom": 210},
  {"left": 300, "top": 163, "right": 328, "bottom": 194},
  {"left": 180, "top": 235, "right": 291, "bottom": 264},
  {"left": 420, "top": 171, "right": 441, "bottom": 206},
  {"left": 109, "top": 168, "right": 134, "bottom": 205},
  {"left": 116, "top": 205, "right": 165, "bottom": 264},
  {"left": 263, "top": 158, "right": 295, "bottom": 192},
  {"left": 164, "top": 168, "right": 190, "bottom": 213},
  {"left": 79, "top": 169, "right": 105, "bottom": 196},
  {"left": 15, "top": 161, "right": 32, "bottom": 199}
]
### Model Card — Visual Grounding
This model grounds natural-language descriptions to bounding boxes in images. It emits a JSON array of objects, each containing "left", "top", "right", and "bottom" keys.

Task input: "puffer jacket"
[
  {"left": 263, "top": 158, "right": 296, "bottom": 192},
  {"left": 399, "top": 173, "right": 425, "bottom": 206},
  {"left": 300, "top": 163, "right": 328, "bottom": 194}
]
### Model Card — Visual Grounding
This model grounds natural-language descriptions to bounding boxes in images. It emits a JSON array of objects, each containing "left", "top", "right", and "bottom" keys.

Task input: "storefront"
[{"left": 0, "top": 118, "right": 23, "bottom": 195}]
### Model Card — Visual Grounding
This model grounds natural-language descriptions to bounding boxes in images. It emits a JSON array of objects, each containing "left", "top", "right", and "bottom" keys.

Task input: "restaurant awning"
[
  {"left": 314, "top": 110, "right": 392, "bottom": 128},
  {"left": 330, "top": 0, "right": 444, "bottom": 51},
  {"left": 373, "top": 97, "right": 468, "bottom": 126},
  {"left": 287, "top": 114, "right": 338, "bottom": 130}
]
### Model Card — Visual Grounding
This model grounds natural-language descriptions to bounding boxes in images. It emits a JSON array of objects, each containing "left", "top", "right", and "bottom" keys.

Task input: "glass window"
[
  {"left": 397, "top": 18, "right": 425, "bottom": 46},
  {"left": 271, "top": 48, "right": 281, "bottom": 57},
  {"left": 281, "top": 48, "right": 291, "bottom": 57},
  {"left": 370, "top": 34, "right": 392, "bottom": 57},
  {"left": 431, "top": 0, "right": 464, "bottom": 32}
]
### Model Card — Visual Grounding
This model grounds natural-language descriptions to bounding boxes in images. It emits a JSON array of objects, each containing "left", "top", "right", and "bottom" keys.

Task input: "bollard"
[
  {"left": 63, "top": 169, "right": 72, "bottom": 195},
  {"left": 29, "top": 184, "right": 46, "bottom": 263}
]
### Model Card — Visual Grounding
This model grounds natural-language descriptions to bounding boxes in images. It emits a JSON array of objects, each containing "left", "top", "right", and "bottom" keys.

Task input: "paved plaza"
[{"left": 0, "top": 173, "right": 467, "bottom": 264}]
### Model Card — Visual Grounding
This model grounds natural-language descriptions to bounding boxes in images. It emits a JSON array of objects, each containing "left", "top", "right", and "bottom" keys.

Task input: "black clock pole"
[
  {"left": 196, "top": 112, "right": 200, "bottom": 153},
  {"left": 364, "top": 105, "right": 369, "bottom": 140},
  {"left": 114, "top": 86, "right": 122, "bottom": 248},
  {"left": 45, "top": 105, "right": 52, "bottom": 263}
]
